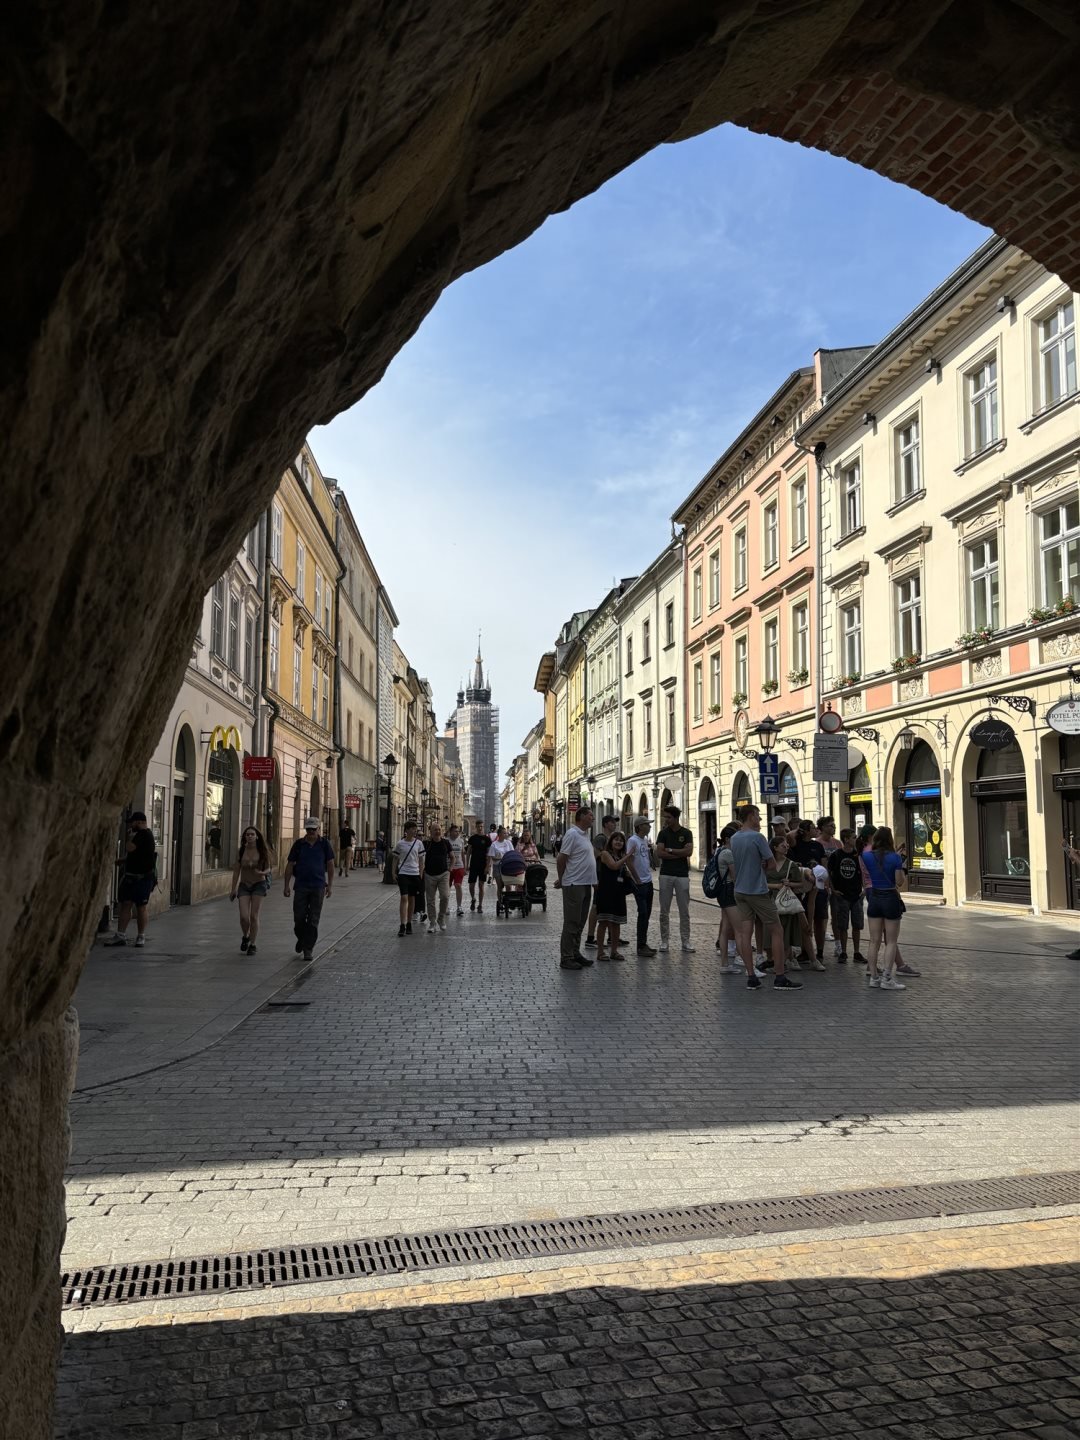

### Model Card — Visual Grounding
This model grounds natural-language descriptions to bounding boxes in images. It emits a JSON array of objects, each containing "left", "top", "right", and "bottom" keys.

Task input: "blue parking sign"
[{"left": 758, "top": 753, "right": 779, "bottom": 798}]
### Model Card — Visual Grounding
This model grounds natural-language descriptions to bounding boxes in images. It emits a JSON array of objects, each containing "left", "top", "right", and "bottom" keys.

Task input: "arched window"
[
  {"left": 976, "top": 737, "right": 1023, "bottom": 778},
  {"left": 638, "top": 791, "right": 649, "bottom": 816},
  {"left": 778, "top": 764, "right": 799, "bottom": 803},
  {"left": 732, "top": 771, "right": 751, "bottom": 819},
  {"left": 905, "top": 739, "right": 939, "bottom": 785},
  {"left": 849, "top": 759, "right": 871, "bottom": 792}
]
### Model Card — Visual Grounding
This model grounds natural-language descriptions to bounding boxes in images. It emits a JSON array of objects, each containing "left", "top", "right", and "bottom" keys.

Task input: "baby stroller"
[
  {"left": 497, "top": 860, "right": 531, "bottom": 917},
  {"left": 524, "top": 863, "right": 548, "bottom": 912}
]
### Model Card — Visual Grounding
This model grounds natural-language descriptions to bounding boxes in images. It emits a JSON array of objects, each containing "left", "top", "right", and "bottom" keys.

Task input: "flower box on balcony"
[{"left": 891, "top": 654, "right": 921, "bottom": 673}]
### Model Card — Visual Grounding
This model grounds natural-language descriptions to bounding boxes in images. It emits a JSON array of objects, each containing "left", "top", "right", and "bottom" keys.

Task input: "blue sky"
[{"left": 311, "top": 123, "right": 988, "bottom": 767}]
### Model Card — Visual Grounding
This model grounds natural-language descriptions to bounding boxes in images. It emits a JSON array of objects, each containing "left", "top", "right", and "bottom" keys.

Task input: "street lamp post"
[
  {"left": 755, "top": 715, "right": 780, "bottom": 753},
  {"left": 381, "top": 752, "right": 398, "bottom": 885}
]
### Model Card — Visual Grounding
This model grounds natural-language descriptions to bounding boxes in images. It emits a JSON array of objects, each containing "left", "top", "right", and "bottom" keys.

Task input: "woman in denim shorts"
[
  {"left": 861, "top": 826, "right": 908, "bottom": 991},
  {"left": 231, "top": 826, "right": 274, "bottom": 954}
]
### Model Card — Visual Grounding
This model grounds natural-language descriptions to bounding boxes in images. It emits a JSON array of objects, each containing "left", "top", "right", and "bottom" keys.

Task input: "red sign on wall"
[
  {"left": 242, "top": 755, "right": 276, "bottom": 781},
  {"left": 344, "top": 794, "right": 361, "bottom": 807}
]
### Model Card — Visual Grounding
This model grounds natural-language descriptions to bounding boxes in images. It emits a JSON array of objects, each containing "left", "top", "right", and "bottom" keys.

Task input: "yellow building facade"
[{"left": 266, "top": 444, "right": 341, "bottom": 849}]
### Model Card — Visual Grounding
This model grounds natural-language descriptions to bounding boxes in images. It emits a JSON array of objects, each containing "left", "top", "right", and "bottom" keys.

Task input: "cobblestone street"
[{"left": 58, "top": 883, "right": 1079, "bottom": 1435}]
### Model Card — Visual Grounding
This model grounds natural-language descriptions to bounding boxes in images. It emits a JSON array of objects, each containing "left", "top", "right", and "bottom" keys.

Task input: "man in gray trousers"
[{"left": 554, "top": 806, "right": 597, "bottom": 971}]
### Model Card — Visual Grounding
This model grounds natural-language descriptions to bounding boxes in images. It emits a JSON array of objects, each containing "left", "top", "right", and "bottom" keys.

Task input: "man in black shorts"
[
  {"left": 466, "top": 820, "right": 491, "bottom": 912},
  {"left": 104, "top": 811, "right": 158, "bottom": 948},
  {"left": 827, "top": 829, "right": 867, "bottom": 964}
]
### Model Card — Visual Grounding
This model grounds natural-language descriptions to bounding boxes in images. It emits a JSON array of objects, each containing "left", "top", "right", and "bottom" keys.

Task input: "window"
[
  {"left": 967, "top": 536, "right": 1000, "bottom": 632},
  {"left": 643, "top": 701, "right": 653, "bottom": 752},
  {"left": 227, "top": 590, "right": 240, "bottom": 671},
  {"left": 321, "top": 664, "right": 330, "bottom": 728},
  {"left": 791, "top": 602, "right": 809, "bottom": 677},
  {"left": 346, "top": 711, "right": 353, "bottom": 751},
  {"left": 293, "top": 640, "right": 302, "bottom": 707},
  {"left": 607, "top": 649, "right": 614, "bottom": 685},
  {"left": 693, "top": 662, "right": 703, "bottom": 721},
  {"left": 692, "top": 566, "right": 702, "bottom": 620},
  {"left": 368, "top": 659, "right": 374, "bottom": 692},
  {"left": 841, "top": 602, "right": 861, "bottom": 677},
  {"left": 271, "top": 504, "right": 283, "bottom": 569},
  {"left": 311, "top": 660, "right": 319, "bottom": 719},
  {"left": 734, "top": 528, "right": 747, "bottom": 592},
  {"left": 734, "top": 635, "right": 748, "bottom": 699},
  {"left": 210, "top": 579, "right": 225, "bottom": 657},
  {"left": 708, "top": 550, "right": 720, "bottom": 608},
  {"left": 1039, "top": 497, "right": 1080, "bottom": 605},
  {"left": 299, "top": 453, "right": 312, "bottom": 491},
  {"left": 966, "top": 355, "right": 999, "bottom": 454},
  {"left": 709, "top": 652, "right": 721, "bottom": 709},
  {"left": 790, "top": 476, "right": 808, "bottom": 550},
  {"left": 763, "top": 618, "right": 779, "bottom": 686},
  {"left": 667, "top": 692, "right": 676, "bottom": 746},
  {"left": 347, "top": 635, "right": 354, "bottom": 673},
  {"left": 295, "top": 538, "right": 306, "bottom": 602},
  {"left": 243, "top": 611, "right": 254, "bottom": 686},
  {"left": 840, "top": 460, "right": 861, "bottom": 536},
  {"left": 269, "top": 619, "right": 280, "bottom": 692},
  {"left": 246, "top": 525, "right": 258, "bottom": 564},
  {"left": 324, "top": 586, "right": 331, "bottom": 634},
  {"left": 314, "top": 570, "right": 323, "bottom": 628},
  {"left": 895, "top": 415, "right": 921, "bottom": 500},
  {"left": 1037, "top": 299, "right": 1076, "bottom": 410},
  {"left": 895, "top": 574, "right": 923, "bottom": 656},
  {"left": 665, "top": 601, "right": 675, "bottom": 646},
  {"left": 626, "top": 635, "right": 633, "bottom": 673},
  {"left": 763, "top": 501, "right": 779, "bottom": 569},
  {"left": 627, "top": 711, "right": 634, "bottom": 759},
  {"left": 642, "top": 617, "right": 651, "bottom": 661}
]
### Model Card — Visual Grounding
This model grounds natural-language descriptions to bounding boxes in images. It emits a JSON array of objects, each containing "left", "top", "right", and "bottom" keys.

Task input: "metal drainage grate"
[{"left": 61, "top": 1169, "right": 1078, "bottom": 1310}]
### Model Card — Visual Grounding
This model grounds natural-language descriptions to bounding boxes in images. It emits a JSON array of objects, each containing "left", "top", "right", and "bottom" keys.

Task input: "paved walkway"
[
  {"left": 74, "top": 868, "right": 390, "bottom": 1090},
  {"left": 57, "top": 1217, "right": 1080, "bottom": 1437},
  {"left": 64, "top": 892, "right": 1079, "bottom": 1269}
]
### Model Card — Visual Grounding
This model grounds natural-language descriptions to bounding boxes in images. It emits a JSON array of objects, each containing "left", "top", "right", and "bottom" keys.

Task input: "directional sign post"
[{"left": 757, "top": 753, "right": 779, "bottom": 801}]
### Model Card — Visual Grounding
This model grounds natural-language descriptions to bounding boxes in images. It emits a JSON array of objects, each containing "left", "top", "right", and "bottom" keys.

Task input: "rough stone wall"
[{"left": 3, "top": 2, "right": 1080, "bottom": 1433}]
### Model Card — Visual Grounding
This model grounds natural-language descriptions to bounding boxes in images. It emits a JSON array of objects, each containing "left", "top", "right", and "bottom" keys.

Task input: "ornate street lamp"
[
  {"left": 381, "top": 752, "right": 398, "bottom": 884},
  {"left": 755, "top": 715, "right": 780, "bottom": 753}
]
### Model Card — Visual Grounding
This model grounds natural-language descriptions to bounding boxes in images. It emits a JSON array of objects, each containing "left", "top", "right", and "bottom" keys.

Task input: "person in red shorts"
[{"left": 446, "top": 823, "right": 466, "bottom": 917}]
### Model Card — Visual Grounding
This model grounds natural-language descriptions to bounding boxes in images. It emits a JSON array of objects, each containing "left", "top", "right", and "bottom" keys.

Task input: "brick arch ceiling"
[{"left": 3, "top": 4, "right": 1080, "bottom": 1433}]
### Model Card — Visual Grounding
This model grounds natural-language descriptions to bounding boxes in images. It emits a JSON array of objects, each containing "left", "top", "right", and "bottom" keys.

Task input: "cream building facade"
[
  {"left": 582, "top": 581, "right": 633, "bottom": 824},
  {"left": 799, "top": 237, "right": 1079, "bottom": 915},
  {"left": 615, "top": 541, "right": 685, "bottom": 828}
]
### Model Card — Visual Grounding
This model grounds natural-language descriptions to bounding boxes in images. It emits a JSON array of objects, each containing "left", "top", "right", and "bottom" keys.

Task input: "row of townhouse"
[
  {"left": 122, "top": 442, "right": 463, "bottom": 917},
  {"left": 520, "top": 237, "right": 1079, "bottom": 917}
]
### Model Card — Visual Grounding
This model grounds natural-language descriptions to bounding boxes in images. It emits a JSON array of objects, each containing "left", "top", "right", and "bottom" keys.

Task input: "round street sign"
[
  {"left": 1046, "top": 697, "right": 1080, "bottom": 735},
  {"left": 818, "top": 708, "right": 844, "bottom": 734}
]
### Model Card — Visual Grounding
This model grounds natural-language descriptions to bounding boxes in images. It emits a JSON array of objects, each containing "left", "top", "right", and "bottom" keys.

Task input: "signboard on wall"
[
  {"left": 758, "top": 754, "right": 779, "bottom": 799},
  {"left": 242, "top": 755, "right": 276, "bottom": 781},
  {"left": 1047, "top": 698, "right": 1080, "bottom": 735},
  {"left": 344, "top": 793, "right": 361, "bottom": 807},
  {"left": 970, "top": 719, "right": 1015, "bottom": 750}
]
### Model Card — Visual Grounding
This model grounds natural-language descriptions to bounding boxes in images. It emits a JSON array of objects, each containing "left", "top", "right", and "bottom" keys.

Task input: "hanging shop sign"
[
  {"left": 970, "top": 718, "right": 1015, "bottom": 750},
  {"left": 1046, "top": 698, "right": 1080, "bottom": 736},
  {"left": 344, "top": 793, "right": 362, "bottom": 807},
  {"left": 242, "top": 755, "right": 275, "bottom": 781}
]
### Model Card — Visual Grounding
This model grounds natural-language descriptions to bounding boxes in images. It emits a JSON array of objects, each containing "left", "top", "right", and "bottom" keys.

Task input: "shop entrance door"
[{"left": 170, "top": 795, "right": 185, "bottom": 906}]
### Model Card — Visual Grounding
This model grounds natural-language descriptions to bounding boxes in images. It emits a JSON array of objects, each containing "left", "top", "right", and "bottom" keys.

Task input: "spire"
[{"left": 472, "top": 631, "right": 484, "bottom": 690}]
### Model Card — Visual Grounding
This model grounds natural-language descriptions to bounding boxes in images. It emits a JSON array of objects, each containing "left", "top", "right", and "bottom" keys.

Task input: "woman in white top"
[{"left": 488, "top": 826, "right": 512, "bottom": 900}]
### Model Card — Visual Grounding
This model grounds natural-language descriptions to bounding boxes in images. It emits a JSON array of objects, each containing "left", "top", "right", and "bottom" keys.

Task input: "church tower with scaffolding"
[{"left": 447, "top": 637, "right": 500, "bottom": 827}]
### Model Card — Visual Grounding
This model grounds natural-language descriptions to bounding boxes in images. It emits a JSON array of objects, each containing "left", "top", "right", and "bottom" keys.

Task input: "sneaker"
[
  {"left": 809, "top": 957, "right": 826, "bottom": 971},
  {"left": 836, "top": 952, "right": 848, "bottom": 964},
  {"left": 833, "top": 941, "right": 844, "bottom": 960},
  {"left": 853, "top": 951, "right": 868, "bottom": 964},
  {"left": 398, "top": 924, "right": 406, "bottom": 937},
  {"left": 103, "top": 934, "right": 127, "bottom": 947},
  {"left": 753, "top": 952, "right": 767, "bottom": 968},
  {"left": 773, "top": 974, "right": 803, "bottom": 991},
  {"left": 757, "top": 957, "right": 774, "bottom": 971},
  {"left": 456, "top": 907, "right": 464, "bottom": 917},
  {"left": 879, "top": 976, "right": 907, "bottom": 990},
  {"left": 895, "top": 963, "right": 921, "bottom": 977},
  {"left": 787, "top": 956, "right": 802, "bottom": 971},
  {"left": 866, "top": 970, "right": 880, "bottom": 987},
  {"left": 295, "top": 939, "right": 304, "bottom": 953},
  {"left": 302, "top": 950, "right": 313, "bottom": 962},
  {"left": 716, "top": 961, "right": 737, "bottom": 974},
  {"left": 681, "top": 944, "right": 696, "bottom": 953},
  {"left": 747, "top": 973, "right": 762, "bottom": 990},
  {"left": 133, "top": 935, "right": 145, "bottom": 948},
  {"left": 439, "top": 923, "right": 447, "bottom": 933},
  {"left": 658, "top": 943, "right": 669, "bottom": 954},
  {"left": 427, "top": 924, "right": 436, "bottom": 934},
  {"left": 575, "top": 953, "right": 595, "bottom": 966},
  {"left": 241, "top": 936, "right": 250, "bottom": 953},
  {"left": 727, "top": 943, "right": 738, "bottom": 959},
  {"left": 477, "top": 905, "right": 483, "bottom": 914},
  {"left": 637, "top": 945, "right": 657, "bottom": 957},
  {"left": 405, "top": 922, "right": 413, "bottom": 935},
  {"left": 470, "top": 898, "right": 476, "bottom": 912},
  {"left": 560, "top": 957, "right": 583, "bottom": 970},
  {"left": 247, "top": 943, "right": 257, "bottom": 955},
  {"left": 585, "top": 937, "right": 597, "bottom": 948}
]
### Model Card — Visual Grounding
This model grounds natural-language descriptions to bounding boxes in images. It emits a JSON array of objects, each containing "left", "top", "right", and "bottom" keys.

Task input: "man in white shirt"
[
  {"left": 625, "top": 815, "right": 657, "bottom": 957},
  {"left": 554, "top": 806, "right": 597, "bottom": 970}
]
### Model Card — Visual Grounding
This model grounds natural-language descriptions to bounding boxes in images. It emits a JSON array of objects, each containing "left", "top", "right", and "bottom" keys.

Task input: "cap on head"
[
  {"left": 633, "top": 816, "right": 651, "bottom": 831},
  {"left": 130, "top": 810, "right": 147, "bottom": 823},
  {"left": 303, "top": 817, "right": 319, "bottom": 830}
]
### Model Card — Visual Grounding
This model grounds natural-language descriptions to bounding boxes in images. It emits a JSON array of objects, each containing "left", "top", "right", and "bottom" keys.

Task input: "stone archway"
[{"left": 7, "top": 4, "right": 1080, "bottom": 1431}]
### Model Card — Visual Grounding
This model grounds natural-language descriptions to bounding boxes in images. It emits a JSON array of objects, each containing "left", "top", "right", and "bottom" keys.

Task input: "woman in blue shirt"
[{"left": 861, "top": 826, "right": 908, "bottom": 990}]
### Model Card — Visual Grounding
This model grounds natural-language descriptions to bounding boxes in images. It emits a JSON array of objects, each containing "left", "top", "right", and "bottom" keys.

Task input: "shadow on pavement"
[{"left": 56, "top": 1258, "right": 1079, "bottom": 1437}]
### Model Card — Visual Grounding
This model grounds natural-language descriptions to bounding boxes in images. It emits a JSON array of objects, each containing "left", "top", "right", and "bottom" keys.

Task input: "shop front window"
[
  {"left": 205, "top": 748, "right": 235, "bottom": 869},
  {"left": 899, "top": 741, "right": 943, "bottom": 893},
  {"left": 974, "top": 738, "right": 1029, "bottom": 902}
]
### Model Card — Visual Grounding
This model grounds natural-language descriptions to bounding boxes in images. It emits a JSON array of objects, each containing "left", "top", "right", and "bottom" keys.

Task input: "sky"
[{"left": 311, "top": 122, "right": 989, "bottom": 766}]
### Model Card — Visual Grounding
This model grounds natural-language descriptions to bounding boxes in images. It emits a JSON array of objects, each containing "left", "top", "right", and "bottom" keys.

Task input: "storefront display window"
[
  {"left": 897, "top": 741, "right": 943, "bottom": 894},
  {"left": 847, "top": 760, "right": 873, "bottom": 833},
  {"left": 972, "top": 737, "right": 1029, "bottom": 903},
  {"left": 205, "top": 748, "right": 235, "bottom": 869},
  {"left": 732, "top": 771, "right": 751, "bottom": 819}
]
